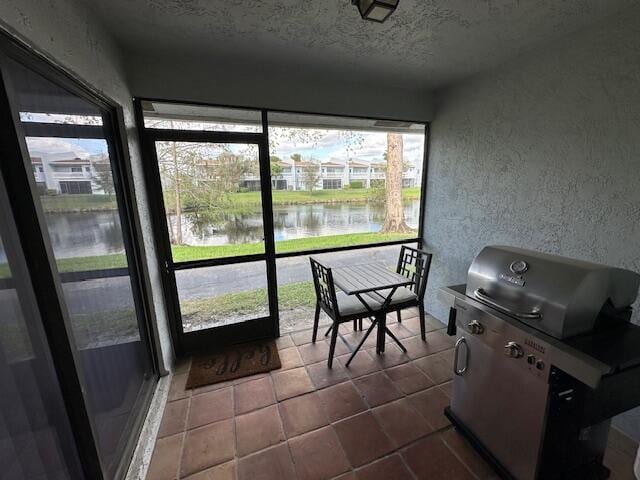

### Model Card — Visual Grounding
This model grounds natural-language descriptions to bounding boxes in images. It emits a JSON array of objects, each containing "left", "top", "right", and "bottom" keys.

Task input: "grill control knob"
[
  {"left": 504, "top": 342, "right": 524, "bottom": 358},
  {"left": 467, "top": 320, "right": 484, "bottom": 335}
]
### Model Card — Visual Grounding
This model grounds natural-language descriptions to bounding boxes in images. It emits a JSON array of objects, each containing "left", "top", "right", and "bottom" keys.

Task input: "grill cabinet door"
[{"left": 451, "top": 308, "right": 550, "bottom": 480}]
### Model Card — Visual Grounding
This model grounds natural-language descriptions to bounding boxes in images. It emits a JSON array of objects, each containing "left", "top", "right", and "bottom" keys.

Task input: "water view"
[{"left": 26, "top": 199, "right": 420, "bottom": 260}]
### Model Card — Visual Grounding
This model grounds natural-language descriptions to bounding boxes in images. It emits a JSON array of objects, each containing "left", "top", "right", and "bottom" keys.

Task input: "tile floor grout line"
[
  {"left": 175, "top": 394, "right": 192, "bottom": 480},
  {"left": 162, "top": 319, "right": 451, "bottom": 479},
  {"left": 440, "top": 433, "right": 484, "bottom": 480},
  {"left": 231, "top": 380, "right": 239, "bottom": 480},
  {"left": 230, "top": 369, "right": 446, "bottom": 471}
]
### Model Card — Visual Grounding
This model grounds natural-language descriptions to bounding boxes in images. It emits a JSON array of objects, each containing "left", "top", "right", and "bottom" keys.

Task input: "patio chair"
[
  {"left": 367, "top": 246, "right": 433, "bottom": 341},
  {"left": 309, "top": 257, "right": 383, "bottom": 368}
]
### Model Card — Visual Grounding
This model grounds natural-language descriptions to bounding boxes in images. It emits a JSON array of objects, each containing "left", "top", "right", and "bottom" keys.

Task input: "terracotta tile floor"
[{"left": 147, "top": 313, "right": 638, "bottom": 480}]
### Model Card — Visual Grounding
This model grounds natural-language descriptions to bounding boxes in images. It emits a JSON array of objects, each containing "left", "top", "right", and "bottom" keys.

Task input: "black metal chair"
[
  {"left": 309, "top": 257, "right": 383, "bottom": 368},
  {"left": 367, "top": 246, "right": 433, "bottom": 340}
]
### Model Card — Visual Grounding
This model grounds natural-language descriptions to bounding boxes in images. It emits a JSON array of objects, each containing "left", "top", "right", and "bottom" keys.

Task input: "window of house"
[
  {"left": 71, "top": 166, "right": 82, "bottom": 172},
  {"left": 322, "top": 179, "right": 342, "bottom": 189}
]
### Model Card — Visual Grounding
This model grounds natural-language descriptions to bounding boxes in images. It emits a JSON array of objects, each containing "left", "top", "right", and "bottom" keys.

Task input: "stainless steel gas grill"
[{"left": 439, "top": 246, "right": 640, "bottom": 480}]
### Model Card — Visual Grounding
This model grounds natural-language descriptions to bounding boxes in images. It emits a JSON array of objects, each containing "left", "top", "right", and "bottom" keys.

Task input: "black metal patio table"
[{"left": 332, "top": 262, "right": 415, "bottom": 366}]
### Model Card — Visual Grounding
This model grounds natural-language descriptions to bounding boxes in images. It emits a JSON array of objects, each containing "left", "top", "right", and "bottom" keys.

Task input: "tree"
[
  {"left": 155, "top": 139, "right": 259, "bottom": 244},
  {"left": 381, "top": 133, "right": 412, "bottom": 233},
  {"left": 270, "top": 159, "right": 283, "bottom": 189},
  {"left": 92, "top": 162, "right": 115, "bottom": 198},
  {"left": 301, "top": 164, "right": 321, "bottom": 193},
  {"left": 216, "top": 152, "right": 256, "bottom": 191}
]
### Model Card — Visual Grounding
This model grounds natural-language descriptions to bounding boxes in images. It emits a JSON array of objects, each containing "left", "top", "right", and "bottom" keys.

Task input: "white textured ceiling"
[{"left": 84, "top": 0, "right": 635, "bottom": 90}]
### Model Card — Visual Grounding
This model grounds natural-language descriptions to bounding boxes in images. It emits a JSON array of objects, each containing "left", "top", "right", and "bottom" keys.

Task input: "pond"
[
  {"left": 0, "top": 199, "right": 421, "bottom": 262},
  {"left": 168, "top": 199, "right": 421, "bottom": 246}
]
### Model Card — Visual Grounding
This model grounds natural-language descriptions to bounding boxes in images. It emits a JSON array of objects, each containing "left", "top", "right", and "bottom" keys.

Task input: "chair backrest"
[
  {"left": 309, "top": 257, "right": 339, "bottom": 316},
  {"left": 396, "top": 245, "right": 433, "bottom": 301}
]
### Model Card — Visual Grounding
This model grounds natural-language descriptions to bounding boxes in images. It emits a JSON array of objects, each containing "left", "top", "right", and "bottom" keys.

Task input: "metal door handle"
[
  {"left": 474, "top": 288, "right": 542, "bottom": 320},
  {"left": 453, "top": 337, "right": 468, "bottom": 376}
]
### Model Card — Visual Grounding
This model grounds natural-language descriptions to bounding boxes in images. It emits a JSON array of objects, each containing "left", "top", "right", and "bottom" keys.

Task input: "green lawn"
[
  {"left": 41, "top": 194, "right": 118, "bottom": 212},
  {"left": 231, "top": 187, "right": 420, "bottom": 207},
  {"left": 0, "top": 307, "right": 137, "bottom": 361},
  {"left": 0, "top": 231, "right": 414, "bottom": 278},
  {"left": 181, "top": 280, "right": 316, "bottom": 326},
  {"left": 37, "top": 188, "right": 421, "bottom": 213},
  {"left": 172, "top": 232, "right": 414, "bottom": 262}
]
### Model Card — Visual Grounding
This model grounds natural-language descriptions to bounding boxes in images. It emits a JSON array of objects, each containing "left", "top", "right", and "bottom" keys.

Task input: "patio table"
[{"left": 332, "top": 261, "right": 415, "bottom": 366}]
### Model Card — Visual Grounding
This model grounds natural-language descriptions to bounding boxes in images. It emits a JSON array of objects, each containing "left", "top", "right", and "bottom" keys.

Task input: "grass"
[
  {"left": 0, "top": 232, "right": 414, "bottom": 278},
  {"left": 278, "top": 281, "right": 316, "bottom": 310},
  {"left": 37, "top": 188, "right": 421, "bottom": 213},
  {"left": 181, "top": 280, "right": 316, "bottom": 323},
  {"left": 0, "top": 307, "right": 137, "bottom": 361},
  {"left": 232, "top": 187, "right": 421, "bottom": 207},
  {"left": 41, "top": 194, "right": 118, "bottom": 212},
  {"left": 172, "top": 232, "right": 415, "bottom": 262}
]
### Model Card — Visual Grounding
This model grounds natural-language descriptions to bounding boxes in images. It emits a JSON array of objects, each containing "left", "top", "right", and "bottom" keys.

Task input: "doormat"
[{"left": 186, "top": 339, "right": 281, "bottom": 389}]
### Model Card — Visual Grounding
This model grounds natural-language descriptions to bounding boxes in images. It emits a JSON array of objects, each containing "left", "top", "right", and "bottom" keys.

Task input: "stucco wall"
[
  {"left": 0, "top": 0, "right": 173, "bottom": 372},
  {"left": 425, "top": 7, "right": 640, "bottom": 439}
]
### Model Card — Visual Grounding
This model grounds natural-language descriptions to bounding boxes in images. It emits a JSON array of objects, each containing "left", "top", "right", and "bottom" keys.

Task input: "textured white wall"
[
  {"left": 0, "top": 0, "right": 174, "bottom": 372},
  {"left": 426, "top": 6, "right": 640, "bottom": 439}
]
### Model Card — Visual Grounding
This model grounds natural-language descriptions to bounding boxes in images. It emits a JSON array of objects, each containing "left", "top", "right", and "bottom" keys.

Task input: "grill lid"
[{"left": 466, "top": 246, "right": 640, "bottom": 339}]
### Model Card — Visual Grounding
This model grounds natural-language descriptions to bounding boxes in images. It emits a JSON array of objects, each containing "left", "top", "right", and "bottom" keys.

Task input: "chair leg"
[
  {"left": 346, "top": 319, "right": 378, "bottom": 367},
  {"left": 312, "top": 302, "right": 321, "bottom": 343},
  {"left": 328, "top": 322, "right": 339, "bottom": 369},
  {"left": 324, "top": 324, "right": 333, "bottom": 337},
  {"left": 353, "top": 319, "right": 358, "bottom": 331},
  {"left": 418, "top": 303, "right": 426, "bottom": 341},
  {"left": 359, "top": 318, "right": 363, "bottom": 330},
  {"left": 397, "top": 310, "right": 402, "bottom": 323}
]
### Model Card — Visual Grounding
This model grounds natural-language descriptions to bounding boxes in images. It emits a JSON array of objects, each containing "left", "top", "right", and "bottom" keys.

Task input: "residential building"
[
  {"left": 31, "top": 151, "right": 112, "bottom": 195},
  {"left": 266, "top": 158, "right": 420, "bottom": 191}
]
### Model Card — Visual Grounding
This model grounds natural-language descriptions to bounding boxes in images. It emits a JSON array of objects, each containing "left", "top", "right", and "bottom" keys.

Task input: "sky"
[
  {"left": 25, "top": 137, "right": 108, "bottom": 158},
  {"left": 21, "top": 111, "right": 426, "bottom": 169},
  {"left": 269, "top": 128, "right": 425, "bottom": 166}
]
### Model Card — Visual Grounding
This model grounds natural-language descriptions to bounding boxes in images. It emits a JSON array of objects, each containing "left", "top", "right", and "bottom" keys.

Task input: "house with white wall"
[{"left": 30, "top": 151, "right": 111, "bottom": 194}]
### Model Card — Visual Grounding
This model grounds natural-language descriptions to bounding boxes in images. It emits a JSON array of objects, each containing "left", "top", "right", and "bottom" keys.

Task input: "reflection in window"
[
  {"left": 7, "top": 54, "right": 153, "bottom": 478},
  {"left": 0, "top": 203, "right": 83, "bottom": 479},
  {"left": 142, "top": 101, "right": 262, "bottom": 133},
  {"left": 19, "top": 111, "right": 103, "bottom": 125}
]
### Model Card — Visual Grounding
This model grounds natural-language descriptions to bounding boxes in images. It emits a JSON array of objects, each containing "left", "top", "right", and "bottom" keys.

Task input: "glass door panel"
[
  {"left": 176, "top": 262, "right": 269, "bottom": 332},
  {"left": 3, "top": 55, "right": 154, "bottom": 477},
  {"left": 151, "top": 138, "right": 276, "bottom": 344},
  {"left": 0, "top": 173, "right": 83, "bottom": 480},
  {"left": 155, "top": 141, "right": 265, "bottom": 261}
]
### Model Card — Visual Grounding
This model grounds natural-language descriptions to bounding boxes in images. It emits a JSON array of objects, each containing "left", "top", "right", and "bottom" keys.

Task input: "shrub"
[{"left": 349, "top": 181, "right": 364, "bottom": 189}]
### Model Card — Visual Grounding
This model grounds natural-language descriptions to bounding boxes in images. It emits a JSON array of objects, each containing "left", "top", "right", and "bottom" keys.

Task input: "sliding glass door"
[
  {"left": 140, "top": 103, "right": 277, "bottom": 353},
  {"left": 0, "top": 38, "right": 156, "bottom": 478}
]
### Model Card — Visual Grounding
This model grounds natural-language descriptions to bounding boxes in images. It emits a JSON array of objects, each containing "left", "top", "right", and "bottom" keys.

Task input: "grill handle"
[
  {"left": 453, "top": 337, "right": 468, "bottom": 376},
  {"left": 474, "top": 288, "right": 542, "bottom": 320}
]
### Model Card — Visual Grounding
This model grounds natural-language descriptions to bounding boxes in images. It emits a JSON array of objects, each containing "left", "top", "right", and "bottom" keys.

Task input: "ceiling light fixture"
[{"left": 351, "top": 0, "right": 399, "bottom": 23}]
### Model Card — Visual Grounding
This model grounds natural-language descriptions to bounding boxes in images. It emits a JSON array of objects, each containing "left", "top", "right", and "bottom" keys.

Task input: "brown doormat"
[{"left": 186, "top": 339, "right": 281, "bottom": 389}]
